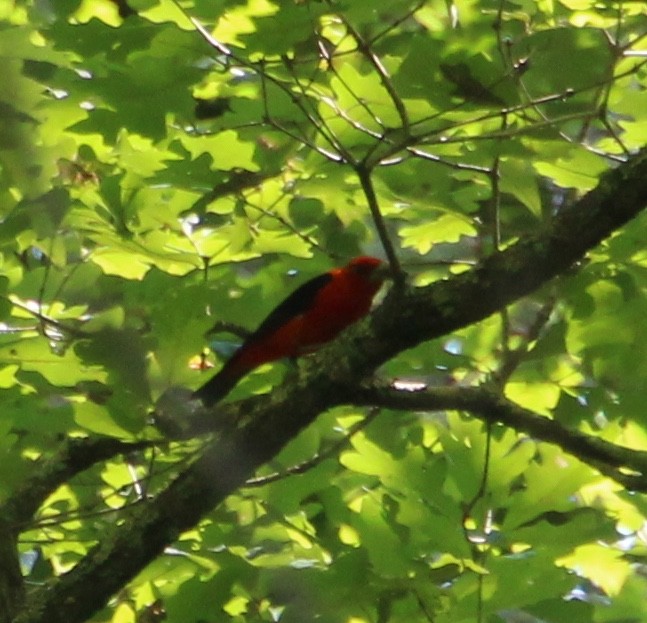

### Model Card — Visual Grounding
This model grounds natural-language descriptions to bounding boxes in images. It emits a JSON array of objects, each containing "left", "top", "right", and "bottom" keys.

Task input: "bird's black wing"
[
  {"left": 249, "top": 272, "right": 333, "bottom": 342},
  {"left": 193, "top": 272, "right": 333, "bottom": 407}
]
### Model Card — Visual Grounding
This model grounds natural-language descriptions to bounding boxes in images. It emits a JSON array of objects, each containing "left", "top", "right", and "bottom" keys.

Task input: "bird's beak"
[{"left": 372, "top": 263, "right": 394, "bottom": 283}]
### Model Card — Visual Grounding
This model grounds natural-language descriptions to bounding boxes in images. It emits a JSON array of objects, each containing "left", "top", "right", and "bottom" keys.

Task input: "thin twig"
[
  {"left": 355, "top": 165, "right": 403, "bottom": 284},
  {"left": 244, "top": 194, "right": 324, "bottom": 255},
  {"left": 245, "top": 408, "right": 381, "bottom": 486},
  {"left": 340, "top": 16, "right": 410, "bottom": 135},
  {"left": 406, "top": 148, "right": 492, "bottom": 174},
  {"left": 10, "top": 299, "right": 89, "bottom": 339},
  {"left": 183, "top": 9, "right": 346, "bottom": 157}
]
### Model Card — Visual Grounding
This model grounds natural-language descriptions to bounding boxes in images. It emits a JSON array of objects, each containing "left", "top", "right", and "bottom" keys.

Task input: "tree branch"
[
  {"left": 3, "top": 437, "right": 153, "bottom": 529},
  {"left": 353, "top": 384, "right": 647, "bottom": 490},
  {"left": 0, "top": 519, "right": 23, "bottom": 623}
]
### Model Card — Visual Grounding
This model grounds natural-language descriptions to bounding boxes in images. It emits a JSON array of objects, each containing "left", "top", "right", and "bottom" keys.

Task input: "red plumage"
[{"left": 194, "top": 256, "right": 387, "bottom": 406}]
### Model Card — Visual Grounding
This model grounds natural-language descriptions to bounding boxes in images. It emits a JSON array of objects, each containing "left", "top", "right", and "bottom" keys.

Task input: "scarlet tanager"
[{"left": 194, "top": 256, "right": 388, "bottom": 406}]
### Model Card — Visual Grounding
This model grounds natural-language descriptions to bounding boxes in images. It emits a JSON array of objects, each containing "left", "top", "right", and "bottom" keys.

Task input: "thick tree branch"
[
  {"left": 353, "top": 385, "right": 647, "bottom": 490},
  {"left": 0, "top": 519, "right": 23, "bottom": 623},
  {"left": 15, "top": 147, "right": 647, "bottom": 623},
  {"left": 3, "top": 437, "right": 153, "bottom": 530},
  {"left": 364, "top": 148, "right": 647, "bottom": 367},
  {"left": 0, "top": 437, "right": 149, "bottom": 622}
]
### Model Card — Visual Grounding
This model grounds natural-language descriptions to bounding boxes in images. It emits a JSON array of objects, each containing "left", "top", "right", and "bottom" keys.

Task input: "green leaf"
[
  {"left": 400, "top": 213, "right": 476, "bottom": 253},
  {"left": 533, "top": 147, "right": 608, "bottom": 191},
  {"left": 2, "top": 1, "right": 646, "bottom": 621},
  {"left": 499, "top": 157, "right": 542, "bottom": 217}
]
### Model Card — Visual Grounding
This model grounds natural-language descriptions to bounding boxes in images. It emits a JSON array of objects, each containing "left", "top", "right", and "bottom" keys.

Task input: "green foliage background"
[{"left": 1, "top": 0, "right": 647, "bottom": 621}]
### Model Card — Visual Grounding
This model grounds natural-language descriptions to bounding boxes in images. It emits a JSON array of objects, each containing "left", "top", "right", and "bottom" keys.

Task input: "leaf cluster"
[{"left": 1, "top": 1, "right": 647, "bottom": 622}]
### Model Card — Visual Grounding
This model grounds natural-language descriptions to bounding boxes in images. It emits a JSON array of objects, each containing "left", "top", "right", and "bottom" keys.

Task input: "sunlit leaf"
[{"left": 2, "top": 1, "right": 647, "bottom": 622}]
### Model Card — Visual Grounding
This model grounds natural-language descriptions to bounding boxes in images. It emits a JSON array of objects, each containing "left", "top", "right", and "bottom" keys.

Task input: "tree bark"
[{"left": 0, "top": 520, "right": 23, "bottom": 623}]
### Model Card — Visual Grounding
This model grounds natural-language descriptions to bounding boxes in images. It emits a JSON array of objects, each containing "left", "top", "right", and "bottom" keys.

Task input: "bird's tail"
[{"left": 193, "top": 358, "right": 244, "bottom": 407}]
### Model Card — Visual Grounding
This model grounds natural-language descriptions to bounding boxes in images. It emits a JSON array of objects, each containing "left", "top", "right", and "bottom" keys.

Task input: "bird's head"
[{"left": 346, "top": 256, "right": 392, "bottom": 284}]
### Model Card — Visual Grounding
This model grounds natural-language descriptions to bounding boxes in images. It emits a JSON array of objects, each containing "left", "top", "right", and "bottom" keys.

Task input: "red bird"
[{"left": 194, "top": 256, "right": 388, "bottom": 406}]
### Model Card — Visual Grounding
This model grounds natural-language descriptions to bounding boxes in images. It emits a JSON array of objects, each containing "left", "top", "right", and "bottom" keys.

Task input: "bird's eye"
[{"left": 352, "top": 264, "right": 372, "bottom": 275}]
